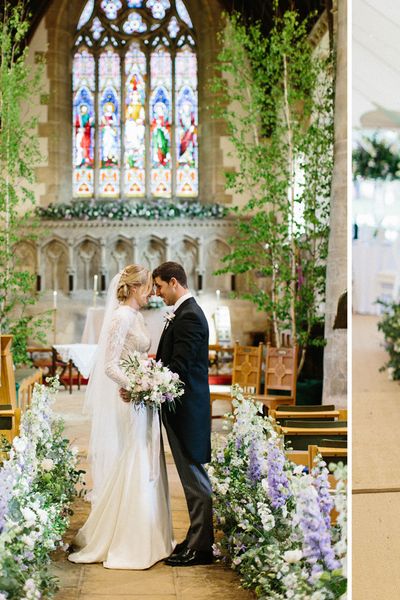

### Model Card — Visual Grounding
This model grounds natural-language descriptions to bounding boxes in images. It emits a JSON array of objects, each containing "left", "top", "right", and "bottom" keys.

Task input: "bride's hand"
[{"left": 119, "top": 388, "right": 131, "bottom": 403}]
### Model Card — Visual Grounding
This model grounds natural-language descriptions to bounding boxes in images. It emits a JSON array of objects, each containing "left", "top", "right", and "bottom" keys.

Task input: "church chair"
[
  {"left": 208, "top": 344, "right": 234, "bottom": 385},
  {"left": 209, "top": 341, "right": 264, "bottom": 421},
  {"left": 253, "top": 343, "right": 298, "bottom": 414},
  {"left": 0, "top": 406, "right": 21, "bottom": 444},
  {"left": 271, "top": 404, "right": 339, "bottom": 425},
  {"left": 308, "top": 444, "right": 348, "bottom": 472},
  {"left": 281, "top": 420, "right": 347, "bottom": 451}
]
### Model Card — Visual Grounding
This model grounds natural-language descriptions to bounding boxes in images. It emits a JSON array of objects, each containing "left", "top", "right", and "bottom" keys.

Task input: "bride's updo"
[{"left": 116, "top": 265, "right": 152, "bottom": 303}]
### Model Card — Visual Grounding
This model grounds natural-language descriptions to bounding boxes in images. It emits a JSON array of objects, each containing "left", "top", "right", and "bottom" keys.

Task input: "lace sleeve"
[{"left": 104, "top": 310, "right": 131, "bottom": 389}]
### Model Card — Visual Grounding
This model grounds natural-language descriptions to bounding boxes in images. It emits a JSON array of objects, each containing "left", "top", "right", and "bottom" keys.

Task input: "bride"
[{"left": 68, "top": 265, "right": 174, "bottom": 569}]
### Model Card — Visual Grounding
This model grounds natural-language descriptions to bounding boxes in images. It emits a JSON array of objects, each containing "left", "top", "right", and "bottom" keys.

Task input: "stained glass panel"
[
  {"left": 122, "top": 12, "right": 147, "bottom": 34},
  {"left": 99, "top": 48, "right": 121, "bottom": 196},
  {"left": 176, "top": 0, "right": 193, "bottom": 28},
  {"left": 175, "top": 47, "right": 198, "bottom": 196},
  {"left": 77, "top": 0, "right": 94, "bottom": 30},
  {"left": 101, "top": 0, "right": 122, "bottom": 19},
  {"left": 146, "top": 0, "right": 170, "bottom": 20},
  {"left": 150, "top": 47, "right": 172, "bottom": 197},
  {"left": 124, "top": 43, "right": 146, "bottom": 196},
  {"left": 168, "top": 16, "right": 179, "bottom": 38},
  {"left": 128, "top": 0, "right": 143, "bottom": 6},
  {"left": 73, "top": 49, "right": 95, "bottom": 197}
]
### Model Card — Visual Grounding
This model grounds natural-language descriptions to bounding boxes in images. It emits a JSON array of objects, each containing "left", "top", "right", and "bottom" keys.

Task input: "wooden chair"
[
  {"left": 208, "top": 344, "right": 234, "bottom": 385},
  {"left": 253, "top": 344, "right": 298, "bottom": 413},
  {"left": 308, "top": 444, "right": 348, "bottom": 472},
  {"left": 15, "top": 368, "right": 43, "bottom": 412},
  {"left": 281, "top": 420, "right": 347, "bottom": 451},
  {"left": 270, "top": 405, "right": 339, "bottom": 425},
  {"left": 209, "top": 342, "right": 264, "bottom": 421},
  {"left": 0, "top": 406, "right": 21, "bottom": 444}
]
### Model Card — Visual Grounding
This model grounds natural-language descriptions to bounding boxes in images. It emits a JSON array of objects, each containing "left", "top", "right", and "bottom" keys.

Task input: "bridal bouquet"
[{"left": 120, "top": 351, "right": 184, "bottom": 411}]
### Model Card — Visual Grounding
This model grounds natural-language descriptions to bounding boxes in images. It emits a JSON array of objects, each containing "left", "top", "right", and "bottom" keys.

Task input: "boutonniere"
[{"left": 164, "top": 312, "right": 176, "bottom": 328}]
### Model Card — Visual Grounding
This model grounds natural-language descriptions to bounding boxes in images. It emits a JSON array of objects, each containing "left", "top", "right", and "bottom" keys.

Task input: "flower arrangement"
[
  {"left": 142, "top": 295, "right": 165, "bottom": 310},
  {"left": 352, "top": 134, "right": 400, "bottom": 181},
  {"left": 120, "top": 351, "right": 184, "bottom": 411},
  {"left": 207, "top": 385, "right": 347, "bottom": 599},
  {"left": 0, "top": 379, "right": 84, "bottom": 600},
  {"left": 377, "top": 300, "right": 400, "bottom": 380},
  {"left": 35, "top": 199, "right": 228, "bottom": 222}
]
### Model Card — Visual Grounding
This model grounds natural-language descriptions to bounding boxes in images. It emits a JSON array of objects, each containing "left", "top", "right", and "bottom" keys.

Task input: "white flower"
[
  {"left": 13, "top": 436, "right": 27, "bottom": 453},
  {"left": 0, "top": 593, "right": 8, "bottom": 600},
  {"left": 283, "top": 549, "right": 303, "bottom": 563},
  {"left": 21, "top": 507, "right": 37, "bottom": 527},
  {"left": 41, "top": 458, "right": 54, "bottom": 471},
  {"left": 21, "top": 534, "right": 36, "bottom": 549}
]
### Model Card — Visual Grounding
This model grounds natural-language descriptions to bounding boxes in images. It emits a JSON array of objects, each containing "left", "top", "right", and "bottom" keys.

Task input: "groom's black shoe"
[
  {"left": 164, "top": 548, "right": 214, "bottom": 567},
  {"left": 171, "top": 539, "right": 188, "bottom": 556}
]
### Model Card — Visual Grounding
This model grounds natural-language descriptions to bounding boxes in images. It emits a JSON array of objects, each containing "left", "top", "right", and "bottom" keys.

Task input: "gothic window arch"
[{"left": 73, "top": 0, "right": 198, "bottom": 200}]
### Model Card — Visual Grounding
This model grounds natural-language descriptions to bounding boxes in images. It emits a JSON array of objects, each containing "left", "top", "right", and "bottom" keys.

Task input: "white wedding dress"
[{"left": 69, "top": 305, "right": 174, "bottom": 569}]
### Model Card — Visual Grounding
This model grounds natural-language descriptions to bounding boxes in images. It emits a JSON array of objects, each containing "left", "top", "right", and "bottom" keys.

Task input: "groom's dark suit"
[{"left": 156, "top": 296, "right": 213, "bottom": 552}]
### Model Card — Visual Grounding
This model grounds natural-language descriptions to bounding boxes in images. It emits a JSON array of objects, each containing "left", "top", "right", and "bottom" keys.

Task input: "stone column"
[{"left": 322, "top": 0, "right": 347, "bottom": 407}]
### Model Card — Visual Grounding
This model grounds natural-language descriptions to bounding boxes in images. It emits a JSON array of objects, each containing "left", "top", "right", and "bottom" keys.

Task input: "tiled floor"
[
  {"left": 352, "top": 314, "right": 400, "bottom": 599},
  {"left": 52, "top": 391, "right": 253, "bottom": 599}
]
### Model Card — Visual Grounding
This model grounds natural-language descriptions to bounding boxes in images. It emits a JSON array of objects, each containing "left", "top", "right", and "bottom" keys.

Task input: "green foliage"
[
  {"left": 377, "top": 301, "right": 400, "bottom": 380},
  {"left": 36, "top": 198, "right": 228, "bottom": 221},
  {"left": 210, "top": 9, "right": 334, "bottom": 370},
  {"left": 0, "top": 2, "right": 48, "bottom": 365},
  {"left": 353, "top": 134, "right": 400, "bottom": 181}
]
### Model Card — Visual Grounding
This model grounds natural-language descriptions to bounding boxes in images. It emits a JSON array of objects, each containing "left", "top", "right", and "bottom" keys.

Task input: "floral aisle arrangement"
[
  {"left": 35, "top": 199, "right": 227, "bottom": 222},
  {"left": 120, "top": 351, "right": 184, "bottom": 411},
  {"left": 207, "top": 385, "right": 347, "bottom": 600},
  {"left": 0, "top": 379, "right": 84, "bottom": 600},
  {"left": 352, "top": 134, "right": 400, "bottom": 181},
  {"left": 378, "top": 300, "right": 400, "bottom": 380}
]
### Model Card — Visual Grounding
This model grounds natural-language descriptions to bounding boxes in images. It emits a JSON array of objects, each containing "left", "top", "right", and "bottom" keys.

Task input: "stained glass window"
[{"left": 73, "top": 0, "right": 197, "bottom": 199}]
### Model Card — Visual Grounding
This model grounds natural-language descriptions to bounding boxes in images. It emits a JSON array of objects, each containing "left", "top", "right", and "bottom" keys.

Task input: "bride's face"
[{"left": 135, "top": 284, "right": 152, "bottom": 308}]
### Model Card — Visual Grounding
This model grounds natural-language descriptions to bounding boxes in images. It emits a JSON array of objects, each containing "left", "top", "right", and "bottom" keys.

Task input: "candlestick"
[
  {"left": 216, "top": 289, "right": 221, "bottom": 304},
  {"left": 93, "top": 274, "right": 98, "bottom": 293},
  {"left": 53, "top": 290, "right": 57, "bottom": 310}
]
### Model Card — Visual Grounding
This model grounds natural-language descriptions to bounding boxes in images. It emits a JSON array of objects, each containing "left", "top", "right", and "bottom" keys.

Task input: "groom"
[{"left": 153, "top": 261, "right": 214, "bottom": 567}]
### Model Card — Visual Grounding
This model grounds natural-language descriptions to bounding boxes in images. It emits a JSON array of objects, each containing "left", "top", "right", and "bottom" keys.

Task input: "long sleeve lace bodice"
[{"left": 104, "top": 306, "right": 151, "bottom": 389}]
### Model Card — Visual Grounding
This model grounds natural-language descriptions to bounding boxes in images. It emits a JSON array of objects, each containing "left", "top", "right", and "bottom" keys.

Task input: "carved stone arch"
[
  {"left": 140, "top": 236, "right": 167, "bottom": 272},
  {"left": 42, "top": 238, "right": 69, "bottom": 292},
  {"left": 75, "top": 236, "right": 101, "bottom": 290},
  {"left": 172, "top": 236, "right": 198, "bottom": 290},
  {"left": 13, "top": 241, "right": 37, "bottom": 275},
  {"left": 204, "top": 237, "right": 231, "bottom": 292},
  {"left": 108, "top": 236, "right": 134, "bottom": 280}
]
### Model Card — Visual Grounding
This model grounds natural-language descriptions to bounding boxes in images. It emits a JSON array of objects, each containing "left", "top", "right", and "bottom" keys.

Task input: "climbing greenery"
[{"left": 211, "top": 7, "right": 334, "bottom": 371}]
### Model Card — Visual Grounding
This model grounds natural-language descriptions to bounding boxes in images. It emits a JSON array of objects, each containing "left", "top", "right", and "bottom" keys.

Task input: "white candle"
[
  {"left": 93, "top": 274, "right": 98, "bottom": 293},
  {"left": 53, "top": 290, "right": 58, "bottom": 310},
  {"left": 216, "top": 289, "right": 221, "bottom": 303}
]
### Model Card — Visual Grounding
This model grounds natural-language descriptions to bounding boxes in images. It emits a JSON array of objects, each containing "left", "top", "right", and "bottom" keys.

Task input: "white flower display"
[
  {"left": 41, "top": 457, "right": 55, "bottom": 471},
  {"left": 284, "top": 549, "right": 303, "bottom": 563}
]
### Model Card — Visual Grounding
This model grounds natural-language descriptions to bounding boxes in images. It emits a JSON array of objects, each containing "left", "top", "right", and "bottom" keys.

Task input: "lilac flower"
[
  {"left": 247, "top": 441, "right": 262, "bottom": 483},
  {"left": 311, "top": 460, "right": 334, "bottom": 529},
  {"left": 295, "top": 477, "right": 340, "bottom": 576},
  {"left": 266, "top": 439, "right": 291, "bottom": 509}
]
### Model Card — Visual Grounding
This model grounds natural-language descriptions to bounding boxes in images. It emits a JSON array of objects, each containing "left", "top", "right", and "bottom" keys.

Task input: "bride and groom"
[{"left": 68, "top": 262, "right": 214, "bottom": 569}]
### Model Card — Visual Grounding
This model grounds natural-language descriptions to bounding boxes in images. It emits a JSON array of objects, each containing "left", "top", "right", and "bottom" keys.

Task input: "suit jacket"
[{"left": 156, "top": 297, "right": 211, "bottom": 464}]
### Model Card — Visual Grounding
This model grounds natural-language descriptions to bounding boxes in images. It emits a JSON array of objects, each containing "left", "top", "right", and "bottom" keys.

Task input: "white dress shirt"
[{"left": 172, "top": 292, "right": 193, "bottom": 313}]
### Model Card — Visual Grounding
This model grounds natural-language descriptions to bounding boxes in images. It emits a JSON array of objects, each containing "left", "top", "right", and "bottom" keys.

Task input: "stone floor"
[
  {"left": 51, "top": 391, "right": 253, "bottom": 599},
  {"left": 352, "top": 314, "right": 400, "bottom": 600}
]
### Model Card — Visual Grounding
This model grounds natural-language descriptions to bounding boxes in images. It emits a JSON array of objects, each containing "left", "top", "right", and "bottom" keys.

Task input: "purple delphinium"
[
  {"left": 266, "top": 439, "right": 291, "bottom": 509},
  {"left": 247, "top": 440, "right": 262, "bottom": 483},
  {"left": 312, "top": 461, "right": 334, "bottom": 530},
  {"left": 296, "top": 481, "right": 340, "bottom": 577}
]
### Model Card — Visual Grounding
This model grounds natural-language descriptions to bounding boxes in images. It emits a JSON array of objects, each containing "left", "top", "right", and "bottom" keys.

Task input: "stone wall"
[{"left": 22, "top": 219, "right": 269, "bottom": 345}]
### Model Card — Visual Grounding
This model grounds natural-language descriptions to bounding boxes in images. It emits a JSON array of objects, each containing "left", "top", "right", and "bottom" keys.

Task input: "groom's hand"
[{"left": 119, "top": 388, "right": 131, "bottom": 403}]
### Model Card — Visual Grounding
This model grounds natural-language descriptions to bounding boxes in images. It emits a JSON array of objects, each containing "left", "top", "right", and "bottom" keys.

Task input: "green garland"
[
  {"left": 378, "top": 300, "right": 400, "bottom": 381},
  {"left": 353, "top": 135, "right": 400, "bottom": 181},
  {"left": 36, "top": 199, "right": 228, "bottom": 221}
]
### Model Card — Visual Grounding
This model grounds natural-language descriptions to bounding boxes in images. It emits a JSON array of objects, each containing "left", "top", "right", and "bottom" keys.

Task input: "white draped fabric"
[{"left": 53, "top": 344, "right": 98, "bottom": 379}]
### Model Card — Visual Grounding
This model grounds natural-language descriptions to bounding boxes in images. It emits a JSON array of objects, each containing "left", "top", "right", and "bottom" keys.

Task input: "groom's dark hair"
[{"left": 153, "top": 262, "right": 188, "bottom": 288}]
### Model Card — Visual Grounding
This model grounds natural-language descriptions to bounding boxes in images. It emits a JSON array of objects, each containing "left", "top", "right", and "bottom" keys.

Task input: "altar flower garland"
[
  {"left": 0, "top": 379, "right": 84, "bottom": 600},
  {"left": 207, "top": 385, "right": 347, "bottom": 600},
  {"left": 35, "top": 200, "right": 228, "bottom": 222}
]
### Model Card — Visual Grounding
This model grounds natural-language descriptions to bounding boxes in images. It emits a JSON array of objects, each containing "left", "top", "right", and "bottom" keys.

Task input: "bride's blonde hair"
[{"left": 116, "top": 265, "right": 152, "bottom": 303}]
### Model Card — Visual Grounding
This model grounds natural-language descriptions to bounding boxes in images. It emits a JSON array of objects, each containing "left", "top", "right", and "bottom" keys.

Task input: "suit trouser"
[{"left": 163, "top": 422, "right": 214, "bottom": 552}]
